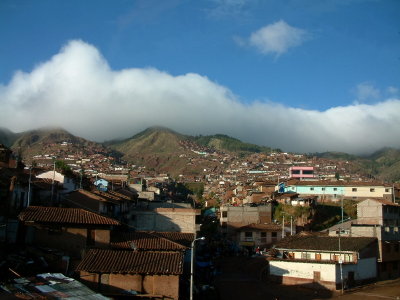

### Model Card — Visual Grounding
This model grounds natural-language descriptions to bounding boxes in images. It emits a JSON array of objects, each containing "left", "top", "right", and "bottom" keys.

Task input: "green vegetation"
[
  {"left": 184, "top": 182, "right": 204, "bottom": 199},
  {"left": 273, "top": 203, "right": 313, "bottom": 223},
  {"left": 310, "top": 199, "right": 357, "bottom": 231},
  {"left": 193, "top": 134, "right": 271, "bottom": 153},
  {"left": 55, "top": 160, "right": 74, "bottom": 177}
]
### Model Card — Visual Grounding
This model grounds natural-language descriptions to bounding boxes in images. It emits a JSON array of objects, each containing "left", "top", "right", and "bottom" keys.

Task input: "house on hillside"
[
  {"left": 236, "top": 223, "right": 283, "bottom": 252},
  {"left": 328, "top": 198, "right": 400, "bottom": 279},
  {"left": 219, "top": 204, "right": 272, "bottom": 238},
  {"left": 36, "top": 170, "right": 76, "bottom": 194},
  {"left": 65, "top": 189, "right": 132, "bottom": 220},
  {"left": 282, "top": 181, "right": 393, "bottom": 202},
  {"left": 269, "top": 233, "right": 378, "bottom": 290},
  {"left": 335, "top": 198, "right": 400, "bottom": 279}
]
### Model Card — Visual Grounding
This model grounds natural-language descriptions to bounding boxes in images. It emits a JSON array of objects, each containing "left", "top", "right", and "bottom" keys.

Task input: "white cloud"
[
  {"left": 387, "top": 86, "right": 399, "bottom": 96},
  {"left": 354, "top": 82, "right": 381, "bottom": 102},
  {"left": 247, "top": 20, "right": 309, "bottom": 56},
  {"left": 1, "top": 40, "right": 399, "bottom": 155},
  {"left": 207, "top": 0, "right": 251, "bottom": 18}
]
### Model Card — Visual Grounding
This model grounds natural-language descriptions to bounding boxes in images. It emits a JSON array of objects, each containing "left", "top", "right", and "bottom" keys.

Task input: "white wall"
[{"left": 270, "top": 261, "right": 337, "bottom": 282}]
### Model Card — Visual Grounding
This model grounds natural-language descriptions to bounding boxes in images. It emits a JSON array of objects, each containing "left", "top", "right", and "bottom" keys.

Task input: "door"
[{"left": 313, "top": 271, "right": 321, "bottom": 282}]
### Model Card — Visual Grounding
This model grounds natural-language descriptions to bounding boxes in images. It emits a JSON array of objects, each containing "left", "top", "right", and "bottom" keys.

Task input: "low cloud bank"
[{"left": 1, "top": 40, "right": 399, "bottom": 154}]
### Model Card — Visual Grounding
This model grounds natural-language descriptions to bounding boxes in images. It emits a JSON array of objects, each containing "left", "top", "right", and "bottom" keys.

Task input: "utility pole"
[
  {"left": 290, "top": 216, "right": 293, "bottom": 235},
  {"left": 338, "top": 228, "right": 344, "bottom": 294},
  {"left": 27, "top": 166, "right": 32, "bottom": 207},
  {"left": 282, "top": 214, "right": 285, "bottom": 238},
  {"left": 341, "top": 197, "right": 344, "bottom": 224},
  {"left": 51, "top": 159, "right": 56, "bottom": 205}
]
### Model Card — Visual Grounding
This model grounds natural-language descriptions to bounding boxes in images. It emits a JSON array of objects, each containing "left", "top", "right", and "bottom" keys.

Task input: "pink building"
[{"left": 289, "top": 166, "right": 314, "bottom": 179}]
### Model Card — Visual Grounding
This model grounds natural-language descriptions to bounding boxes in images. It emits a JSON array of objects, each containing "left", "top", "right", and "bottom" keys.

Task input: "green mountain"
[
  {"left": 0, "top": 127, "right": 117, "bottom": 162},
  {"left": 109, "top": 126, "right": 186, "bottom": 155},
  {"left": 362, "top": 148, "right": 400, "bottom": 182},
  {"left": 314, "top": 148, "right": 400, "bottom": 182},
  {"left": 107, "top": 127, "right": 219, "bottom": 176},
  {"left": 312, "top": 151, "right": 359, "bottom": 161},
  {"left": 0, "top": 127, "right": 20, "bottom": 147},
  {"left": 192, "top": 134, "right": 271, "bottom": 153}
]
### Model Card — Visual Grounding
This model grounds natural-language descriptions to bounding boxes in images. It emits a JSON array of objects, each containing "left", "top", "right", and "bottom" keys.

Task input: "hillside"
[
  {"left": 107, "top": 127, "right": 224, "bottom": 176},
  {"left": 109, "top": 127, "right": 187, "bottom": 154},
  {"left": 0, "top": 127, "right": 20, "bottom": 147},
  {"left": 0, "top": 127, "right": 118, "bottom": 163},
  {"left": 192, "top": 134, "right": 271, "bottom": 153},
  {"left": 314, "top": 148, "right": 400, "bottom": 182}
]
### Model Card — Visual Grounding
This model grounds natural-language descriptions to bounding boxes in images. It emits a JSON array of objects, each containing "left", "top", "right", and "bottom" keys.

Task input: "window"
[
  {"left": 332, "top": 254, "right": 339, "bottom": 261},
  {"left": 333, "top": 188, "right": 337, "bottom": 191},
  {"left": 315, "top": 253, "right": 321, "bottom": 260},
  {"left": 87, "top": 229, "right": 95, "bottom": 246},
  {"left": 370, "top": 188, "right": 375, "bottom": 192},
  {"left": 301, "top": 252, "right": 311, "bottom": 260},
  {"left": 310, "top": 187, "right": 314, "bottom": 191},
  {"left": 245, "top": 232, "right": 252, "bottom": 238},
  {"left": 352, "top": 188, "right": 357, "bottom": 192},
  {"left": 271, "top": 232, "right": 277, "bottom": 239},
  {"left": 385, "top": 188, "right": 390, "bottom": 193},
  {"left": 261, "top": 232, "right": 267, "bottom": 238},
  {"left": 222, "top": 211, "right": 227, "bottom": 218},
  {"left": 322, "top": 188, "right": 325, "bottom": 191}
]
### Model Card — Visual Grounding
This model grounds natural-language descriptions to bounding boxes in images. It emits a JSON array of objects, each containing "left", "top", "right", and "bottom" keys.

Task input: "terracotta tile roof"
[
  {"left": 151, "top": 232, "right": 195, "bottom": 248},
  {"left": 274, "top": 233, "right": 377, "bottom": 252},
  {"left": 18, "top": 206, "right": 120, "bottom": 226},
  {"left": 111, "top": 231, "right": 187, "bottom": 251},
  {"left": 76, "top": 249, "right": 183, "bottom": 275},
  {"left": 237, "top": 223, "right": 282, "bottom": 232}
]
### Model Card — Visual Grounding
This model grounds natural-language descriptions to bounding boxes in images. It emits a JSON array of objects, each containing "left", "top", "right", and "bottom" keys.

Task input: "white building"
[{"left": 269, "top": 233, "right": 378, "bottom": 290}]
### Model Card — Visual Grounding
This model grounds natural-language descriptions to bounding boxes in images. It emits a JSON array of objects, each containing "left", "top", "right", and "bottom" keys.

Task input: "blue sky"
[{"left": 1, "top": 0, "right": 399, "bottom": 154}]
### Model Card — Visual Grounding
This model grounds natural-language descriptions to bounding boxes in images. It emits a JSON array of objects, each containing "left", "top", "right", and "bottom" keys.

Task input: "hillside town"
[{"left": 1, "top": 137, "right": 400, "bottom": 300}]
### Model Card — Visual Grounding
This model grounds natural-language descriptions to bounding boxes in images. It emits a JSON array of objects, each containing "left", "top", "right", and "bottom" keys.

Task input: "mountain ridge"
[{"left": 1, "top": 126, "right": 399, "bottom": 181}]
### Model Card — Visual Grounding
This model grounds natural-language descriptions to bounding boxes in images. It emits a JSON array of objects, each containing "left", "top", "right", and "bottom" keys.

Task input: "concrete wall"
[
  {"left": 129, "top": 208, "right": 200, "bottom": 233},
  {"left": 238, "top": 230, "right": 282, "bottom": 247},
  {"left": 286, "top": 185, "right": 392, "bottom": 201},
  {"left": 270, "top": 258, "right": 376, "bottom": 290},
  {"left": 345, "top": 187, "right": 392, "bottom": 200},
  {"left": 221, "top": 205, "right": 272, "bottom": 224}
]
